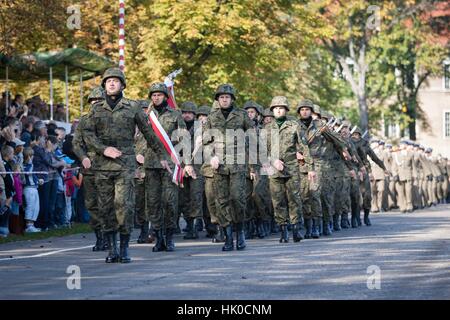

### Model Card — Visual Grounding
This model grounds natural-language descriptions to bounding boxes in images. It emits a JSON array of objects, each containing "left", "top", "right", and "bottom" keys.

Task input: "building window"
[
  {"left": 445, "top": 111, "right": 450, "bottom": 138},
  {"left": 445, "top": 63, "right": 450, "bottom": 90}
]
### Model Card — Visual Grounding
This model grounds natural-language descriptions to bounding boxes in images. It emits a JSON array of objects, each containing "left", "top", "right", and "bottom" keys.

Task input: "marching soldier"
[
  {"left": 134, "top": 100, "right": 153, "bottom": 244},
  {"left": 73, "top": 86, "right": 107, "bottom": 252},
  {"left": 297, "top": 100, "right": 349, "bottom": 237},
  {"left": 178, "top": 101, "right": 204, "bottom": 240},
  {"left": 201, "top": 84, "right": 255, "bottom": 251},
  {"left": 144, "top": 83, "right": 195, "bottom": 252},
  {"left": 83, "top": 68, "right": 165, "bottom": 263},
  {"left": 265, "top": 96, "right": 309, "bottom": 243},
  {"left": 391, "top": 141, "right": 414, "bottom": 213},
  {"left": 352, "top": 129, "right": 388, "bottom": 225}
]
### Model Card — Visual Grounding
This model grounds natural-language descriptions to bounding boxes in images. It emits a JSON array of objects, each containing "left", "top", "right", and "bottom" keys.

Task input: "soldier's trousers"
[
  {"left": 269, "top": 173, "right": 302, "bottom": 226},
  {"left": 179, "top": 175, "right": 204, "bottom": 219},
  {"left": 335, "top": 176, "right": 350, "bottom": 215},
  {"left": 428, "top": 179, "right": 437, "bottom": 204},
  {"left": 95, "top": 170, "right": 135, "bottom": 235},
  {"left": 204, "top": 176, "right": 223, "bottom": 225},
  {"left": 395, "top": 179, "right": 413, "bottom": 211},
  {"left": 360, "top": 172, "right": 371, "bottom": 211},
  {"left": 388, "top": 180, "right": 397, "bottom": 209},
  {"left": 371, "top": 179, "right": 385, "bottom": 212},
  {"left": 443, "top": 175, "right": 449, "bottom": 201},
  {"left": 300, "top": 172, "right": 322, "bottom": 219},
  {"left": 437, "top": 178, "right": 444, "bottom": 201},
  {"left": 320, "top": 173, "right": 336, "bottom": 224},
  {"left": 245, "top": 177, "right": 256, "bottom": 222},
  {"left": 253, "top": 175, "right": 272, "bottom": 222},
  {"left": 350, "top": 177, "right": 361, "bottom": 217},
  {"left": 145, "top": 169, "right": 179, "bottom": 230},
  {"left": 412, "top": 178, "right": 422, "bottom": 208},
  {"left": 83, "top": 173, "right": 101, "bottom": 230},
  {"left": 420, "top": 178, "right": 429, "bottom": 206},
  {"left": 213, "top": 172, "right": 246, "bottom": 227},
  {"left": 135, "top": 178, "right": 146, "bottom": 226}
]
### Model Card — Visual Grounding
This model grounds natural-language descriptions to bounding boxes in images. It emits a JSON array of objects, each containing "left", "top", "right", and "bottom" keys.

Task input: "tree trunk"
[{"left": 358, "top": 95, "right": 369, "bottom": 132}]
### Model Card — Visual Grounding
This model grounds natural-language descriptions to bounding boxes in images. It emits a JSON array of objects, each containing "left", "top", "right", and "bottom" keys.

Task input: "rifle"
[
  {"left": 335, "top": 123, "right": 344, "bottom": 133},
  {"left": 307, "top": 117, "right": 334, "bottom": 144},
  {"left": 350, "top": 125, "right": 357, "bottom": 135},
  {"left": 361, "top": 130, "right": 368, "bottom": 139}
]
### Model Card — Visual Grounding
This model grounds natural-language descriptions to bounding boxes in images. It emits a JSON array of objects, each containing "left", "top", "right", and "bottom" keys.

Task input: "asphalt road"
[{"left": 1, "top": 204, "right": 449, "bottom": 300}]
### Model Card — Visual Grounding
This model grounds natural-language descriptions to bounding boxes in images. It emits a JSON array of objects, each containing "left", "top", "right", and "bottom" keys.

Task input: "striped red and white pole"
[{"left": 118, "top": 0, "right": 125, "bottom": 71}]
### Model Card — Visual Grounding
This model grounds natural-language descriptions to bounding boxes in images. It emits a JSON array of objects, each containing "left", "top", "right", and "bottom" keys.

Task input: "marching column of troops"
[{"left": 73, "top": 67, "right": 450, "bottom": 263}]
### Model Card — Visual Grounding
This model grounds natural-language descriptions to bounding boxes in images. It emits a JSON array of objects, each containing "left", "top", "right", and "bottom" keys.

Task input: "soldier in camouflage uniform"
[
  {"left": 339, "top": 122, "right": 365, "bottom": 228},
  {"left": 243, "top": 100, "right": 272, "bottom": 239},
  {"left": 369, "top": 140, "right": 389, "bottom": 213},
  {"left": 83, "top": 68, "right": 165, "bottom": 263},
  {"left": 311, "top": 107, "right": 347, "bottom": 235},
  {"left": 265, "top": 96, "right": 310, "bottom": 243},
  {"left": 134, "top": 99, "right": 154, "bottom": 244},
  {"left": 333, "top": 119, "right": 352, "bottom": 229},
  {"left": 195, "top": 106, "right": 219, "bottom": 239},
  {"left": 261, "top": 108, "right": 276, "bottom": 234},
  {"left": 297, "top": 99, "right": 350, "bottom": 238},
  {"left": 352, "top": 129, "right": 388, "bottom": 225},
  {"left": 144, "top": 83, "right": 195, "bottom": 252},
  {"left": 178, "top": 101, "right": 205, "bottom": 240},
  {"left": 73, "top": 86, "right": 107, "bottom": 252},
  {"left": 201, "top": 84, "right": 255, "bottom": 251}
]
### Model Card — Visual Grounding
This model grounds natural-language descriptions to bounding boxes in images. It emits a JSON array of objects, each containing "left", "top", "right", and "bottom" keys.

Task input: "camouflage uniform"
[
  {"left": 73, "top": 107, "right": 105, "bottom": 251},
  {"left": 297, "top": 100, "right": 346, "bottom": 237},
  {"left": 266, "top": 96, "right": 309, "bottom": 243},
  {"left": 201, "top": 84, "right": 255, "bottom": 251},
  {"left": 178, "top": 101, "right": 205, "bottom": 239},
  {"left": 144, "top": 83, "right": 188, "bottom": 252},
  {"left": 134, "top": 100, "right": 152, "bottom": 244},
  {"left": 83, "top": 68, "right": 164, "bottom": 263},
  {"left": 243, "top": 100, "right": 271, "bottom": 238},
  {"left": 352, "top": 131, "right": 387, "bottom": 225}
]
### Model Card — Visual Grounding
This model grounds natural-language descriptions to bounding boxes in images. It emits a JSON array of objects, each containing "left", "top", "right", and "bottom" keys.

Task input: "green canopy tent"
[{"left": 0, "top": 48, "right": 115, "bottom": 121}]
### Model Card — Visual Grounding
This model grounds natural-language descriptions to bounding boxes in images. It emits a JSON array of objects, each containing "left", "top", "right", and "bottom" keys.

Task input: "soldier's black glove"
[
  {"left": 394, "top": 175, "right": 399, "bottom": 182},
  {"left": 427, "top": 175, "right": 433, "bottom": 182}
]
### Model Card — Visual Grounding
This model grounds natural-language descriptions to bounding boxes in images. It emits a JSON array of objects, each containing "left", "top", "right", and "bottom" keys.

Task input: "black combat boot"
[
  {"left": 304, "top": 219, "right": 312, "bottom": 239},
  {"left": 333, "top": 214, "right": 341, "bottom": 231},
  {"left": 341, "top": 213, "right": 350, "bottom": 229},
  {"left": 195, "top": 218, "right": 204, "bottom": 232},
  {"left": 263, "top": 220, "right": 271, "bottom": 236},
  {"left": 323, "top": 219, "right": 332, "bottom": 236},
  {"left": 165, "top": 228, "right": 175, "bottom": 251},
  {"left": 236, "top": 222, "right": 247, "bottom": 250},
  {"left": 311, "top": 218, "right": 320, "bottom": 239},
  {"left": 205, "top": 220, "right": 217, "bottom": 238},
  {"left": 351, "top": 212, "right": 358, "bottom": 228},
  {"left": 174, "top": 217, "right": 181, "bottom": 234},
  {"left": 357, "top": 211, "right": 362, "bottom": 226},
  {"left": 105, "top": 232, "right": 119, "bottom": 263},
  {"left": 152, "top": 229, "right": 166, "bottom": 252},
  {"left": 271, "top": 219, "right": 280, "bottom": 234},
  {"left": 92, "top": 228, "right": 104, "bottom": 251},
  {"left": 244, "top": 220, "right": 254, "bottom": 239},
  {"left": 137, "top": 222, "right": 150, "bottom": 244},
  {"left": 292, "top": 223, "right": 304, "bottom": 242},
  {"left": 364, "top": 208, "right": 372, "bottom": 226},
  {"left": 183, "top": 218, "right": 199, "bottom": 239},
  {"left": 279, "top": 224, "right": 289, "bottom": 243},
  {"left": 256, "top": 219, "right": 265, "bottom": 239},
  {"left": 222, "top": 224, "right": 234, "bottom": 251},
  {"left": 212, "top": 224, "right": 225, "bottom": 243},
  {"left": 119, "top": 234, "right": 131, "bottom": 263}
]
